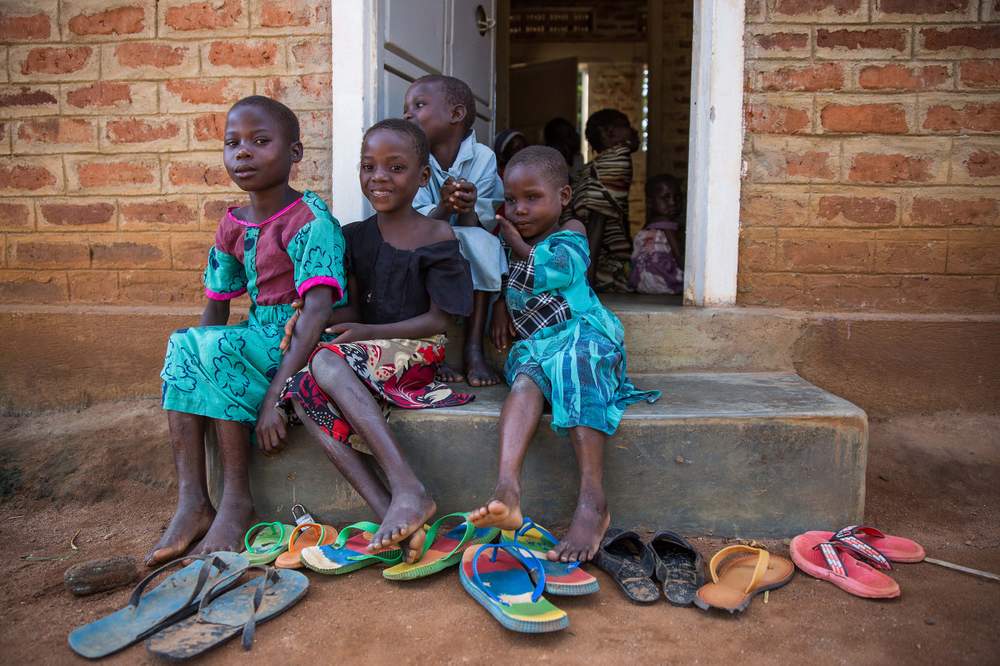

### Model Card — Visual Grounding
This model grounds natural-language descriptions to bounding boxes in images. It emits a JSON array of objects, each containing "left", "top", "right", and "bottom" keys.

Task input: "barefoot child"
[
  {"left": 150, "top": 96, "right": 347, "bottom": 566},
  {"left": 278, "top": 119, "right": 475, "bottom": 561},
  {"left": 404, "top": 75, "right": 507, "bottom": 387},
  {"left": 471, "top": 147, "right": 659, "bottom": 562}
]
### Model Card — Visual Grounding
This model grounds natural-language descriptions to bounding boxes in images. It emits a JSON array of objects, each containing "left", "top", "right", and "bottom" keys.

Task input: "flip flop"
[
  {"left": 383, "top": 512, "right": 498, "bottom": 581},
  {"left": 790, "top": 532, "right": 900, "bottom": 599},
  {"left": 300, "top": 521, "right": 402, "bottom": 575},
  {"left": 146, "top": 566, "right": 309, "bottom": 659},
  {"left": 273, "top": 522, "right": 338, "bottom": 569},
  {"left": 807, "top": 525, "right": 925, "bottom": 563},
  {"left": 650, "top": 530, "right": 705, "bottom": 606},
  {"left": 500, "top": 518, "right": 600, "bottom": 596},
  {"left": 68, "top": 552, "right": 248, "bottom": 659},
  {"left": 459, "top": 543, "right": 569, "bottom": 634},
  {"left": 694, "top": 545, "right": 795, "bottom": 614},
  {"left": 242, "top": 522, "right": 296, "bottom": 566},
  {"left": 592, "top": 527, "right": 660, "bottom": 603}
]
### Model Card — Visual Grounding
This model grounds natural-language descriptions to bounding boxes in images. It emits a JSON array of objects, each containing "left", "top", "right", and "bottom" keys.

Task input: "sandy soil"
[{"left": 0, "top": 402, "right": 997, "bottom": 665}]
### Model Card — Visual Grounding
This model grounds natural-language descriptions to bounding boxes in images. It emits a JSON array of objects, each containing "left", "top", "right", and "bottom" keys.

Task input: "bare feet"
[
  {"left": 187, "top": 498, "right": 255, "bottom": 557},
  {"left": 435, "top": 361, "right": 465, "bottom": 384},
  {"left": 470, "top": 482, "right": 523, "bottom": 530},
  {"left": 145, "top": 500, "right": 215, "bottom": 567},
  {"left": 464, "top": 350, "right": 501, "bottom": 387},
  {"left": 400, "top": 527, "right": 427, "bottom": 564},
  {"left": 368, "top": 487, "right": 436, "bottom": 553},
  {"left": 547, "top": 491, "right": 610, "bottom": 563}
]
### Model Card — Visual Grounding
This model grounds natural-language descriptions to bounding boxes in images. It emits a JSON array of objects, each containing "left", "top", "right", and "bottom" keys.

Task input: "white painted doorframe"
[{"left": 329, "top": 0, "right": 746, "bottom": 306}]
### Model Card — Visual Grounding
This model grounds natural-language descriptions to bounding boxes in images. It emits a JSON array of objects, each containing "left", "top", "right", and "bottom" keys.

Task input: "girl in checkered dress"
[{"left": 470, "top": 146, "right": 659, "bottom": 563}]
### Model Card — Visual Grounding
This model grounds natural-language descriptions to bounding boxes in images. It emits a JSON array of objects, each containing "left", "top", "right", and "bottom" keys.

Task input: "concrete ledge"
[{"left": 207, "top": 372, "right": 868, "bottom": 538}]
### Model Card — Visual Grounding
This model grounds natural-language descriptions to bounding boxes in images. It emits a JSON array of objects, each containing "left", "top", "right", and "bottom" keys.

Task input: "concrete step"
[{"left": 207, "top": 372, "right": 868, "bottom": 538}]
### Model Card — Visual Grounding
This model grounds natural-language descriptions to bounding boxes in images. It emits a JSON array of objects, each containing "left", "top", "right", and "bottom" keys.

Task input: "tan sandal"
[{"left": 693, "top": 545, "right": 794, "bottom": 613}]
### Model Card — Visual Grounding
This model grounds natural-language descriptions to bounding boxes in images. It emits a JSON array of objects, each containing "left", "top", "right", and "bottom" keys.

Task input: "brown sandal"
[{"left": 694, "top": 545, "right": 794, "bottom": 614}]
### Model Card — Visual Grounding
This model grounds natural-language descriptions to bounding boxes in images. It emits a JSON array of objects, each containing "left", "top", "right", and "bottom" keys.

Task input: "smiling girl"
[{"left": 149, "top": 96, "right": 347, "bottom": 566}]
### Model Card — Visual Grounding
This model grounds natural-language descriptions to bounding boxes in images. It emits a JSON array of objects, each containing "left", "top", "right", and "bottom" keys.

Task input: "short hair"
[
  {"left": 413, "top": 74, "right": 477, "bottom": 133},
  {"left": 363, "top": 118, "right": 430, "bottom": 167},
  {"left": 585, "top": 108, "right": 629, "bottom": 151},
  {"left": 646, "top": 173, "right": 683, "bottom": 199},
  {"left": 543, "top": 117, "right": 578, "bottom": 145},
  {"left": 229, "top": 95, "right": 300, "bottom": 143},
  {"left": 505, "top": 145, "right": 569, "bottom": 188}
]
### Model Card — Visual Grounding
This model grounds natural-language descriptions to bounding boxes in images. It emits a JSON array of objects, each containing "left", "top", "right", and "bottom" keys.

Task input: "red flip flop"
[
  {"left": 807, "top": 525, "right": 925, "bottom": 563},
  {"left": 791, "top": 532, "right": 900, "bottom": 599}
]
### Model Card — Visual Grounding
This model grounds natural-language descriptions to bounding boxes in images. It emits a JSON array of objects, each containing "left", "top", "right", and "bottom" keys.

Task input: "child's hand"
[
  {"left": 496, "top": 214, "right": 521, "bottom": 247},
  {"left": 256, "top": 403, "right": 288, "bottom": 454},
  {"left": 491, "top": 299, "right": 516, "bottom": 351},
  {"left": 278, "top": 299, "right": 304, "bottom": 352},
  {"left": 448, "top": 179, "right": 477, "bottom": 214},
  {"left": 439, "top": 177, "right": 461, "bottom": 213},
  {"left": 326, "top": 322, "right": 373, "bottom": 344}
]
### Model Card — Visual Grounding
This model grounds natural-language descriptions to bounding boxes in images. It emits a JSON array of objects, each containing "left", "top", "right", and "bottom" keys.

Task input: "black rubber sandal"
[
  {"left": 650, "top": 530, "right": 705, "bottom": 606},
  {"left": 593, "top": 527, "right": 660, "bottom": 604}
]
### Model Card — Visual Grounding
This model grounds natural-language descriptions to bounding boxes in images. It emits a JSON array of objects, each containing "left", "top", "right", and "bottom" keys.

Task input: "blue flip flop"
[
  {"left": 68, "top": 551, "right": 249, "bottom": 659},
  {"left": 146, "top": 566, "right": 309, "bottom": 659},
  {"left": 501, "top": 518, "right": 600, "bottom": 596}
]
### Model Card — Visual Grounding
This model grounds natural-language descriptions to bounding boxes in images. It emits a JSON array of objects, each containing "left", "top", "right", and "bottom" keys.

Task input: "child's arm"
[
  {"left": 665, "top": 229, "right": 684, "bottom": 269},
  {"left": 490, "top": 297, "right": 516, "bottom": 351},
  {"left": 326, "top": 302, "right": 449, "bottom": 345},
  {"left": 496, "top": 215, "right": 532, "bottom": 260},
  {"left": 199, "top": 299, "right": 231, "bottom": 327},
  {"left": 256, "top": 285, "right": 336, "bottom": 453}
]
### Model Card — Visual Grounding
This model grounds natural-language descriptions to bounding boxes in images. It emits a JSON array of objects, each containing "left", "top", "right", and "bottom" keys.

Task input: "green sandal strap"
[
  {"left": 419, "top": 512, "right": 476, "bottom": 563},
  {"left": 243, "top": 521, "right": 287, "bottom": 555},
  {"left": 334, "top": 521, "right": 404, "bottom": 565}
]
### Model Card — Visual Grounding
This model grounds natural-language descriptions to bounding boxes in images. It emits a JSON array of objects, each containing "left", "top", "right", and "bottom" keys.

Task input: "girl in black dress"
[{"left": 279, "top": 119, "right": 474, "bottom": 562}]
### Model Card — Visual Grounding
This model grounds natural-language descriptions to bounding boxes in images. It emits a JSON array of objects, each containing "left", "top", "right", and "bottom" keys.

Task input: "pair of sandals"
[
  {"left": 68, "top": 552, "right": 308, "bottom": 660},
  {"left": 790, "top": 525, "right": 926, "bottom": 599},
  {"left": 594, "top": 527, "right": 706, "bottom": 605}
]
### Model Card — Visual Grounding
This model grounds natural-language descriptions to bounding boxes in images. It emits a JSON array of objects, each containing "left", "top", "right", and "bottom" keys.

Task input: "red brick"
[
  {"left": 815, "top": 194, "right": 898, "bottom": 227},
  {"left": 802, "top": 274, "right": 906, "bottom": 310},
  {"left": 117, "top": 42, "right": 183, "bottom": 68},
  {"left": 7, "top": 233, "right": 91, "bottom": 269},
  {"left": 91, "top": 235, "right": 172, "bottom": 269},
  {"left": 0, "top": 85, "right": 59, "bottom": 117},
  {"left": 849, "top": 153, "right": 933, "bottom": 184},
  {"left": 171, "top": 232, "right": 214, "bottom": 269},
  {"left": 119, "top": 196, "right": 199, "bottom": 230},
  {"left": 751, "top": 137, "right": 839, "bottom": 183},
  {"left": 844, "top": 138, "right": 949, "bottom": 184},
  {"left": 66, "top": 156, "right": 160, "bottom": 194},
  {"left": 14, "top": 118, "right": 97, "bottom": 152},
  {"left": 741, "top": 188, "right": 811, "bottom": 227},
  {"left": 771, "top": 0, "right": 865, "bottom": 21},
  {"left": 874, "top": 0, "right": 977, "bottom": 21},
  {"left": 256, "top": 0, "right": 326, "bottom": 29},
  {"left": 162, "top": 0, "right": 246, "bottom": 34},
  {"left": 201, "top": 196, "right": 246, "bottom": 228},
  {"left": 103, "top": 42, "right": 197, "bottom": 79},
  {"left": 67, "top": 6, "right": 146, "bottom": 36},
  {"left": 900, "top": 276, "right": 998, "bottom": 313},
  {"left": 746, "top": 99, "right": 811, "bottom": 134},
  {"left": 777, "top": 229, "right": 875, "bottom": 272},
  {"left": 64, "top": 81, "right": 157, "bottom": 114},
  {"left": 947, "top": 230, "right": 1000, "bottom": 274},
  {"left": 288, "top": 37, "right": 331, "bottom": 73},
  {"left": 820, "top": 102, "right": 909, "bottom": 134},
  {"left": 920, "top": 26, "right": 1000, "bottom": 56},
  {"left": 205, "top": 39, "right": 284, "bottom": 73},
  {"left": 260, "top": 74, "right": 330, "bottom": 109},
  {"left": 959, "top": 61, "right": 1000, "bottom": 90},
  {"left": 38, "top": 200, "right": 117, "bottom": 230},
  {"left": 875, "top": 230, "right": 949, "bottom": 273},
  {"left": 192, "top": 113, "right": 227, "bottom": 142},
  {"left": 758, "top": 63, "right": 844, "bottom": 92},
  {"left": 0, "top": 157, "right": 62, "bottom": 193},
  {"left": 953, "top": 140, "right": 1000, "bottom": 183},
  {"left": 119, "top": 270, "right": 204, "bottom": 304},
  {"left": 816, "top": 28, "right": 908, "bottom": 57},
  {"left": 298, "top": 110, "right": 330, "bottom": 148},
  {"left": 68, "top": 270, "right": 119, "bottom": 302},
  {"left": 965, "top": 152, "right": 1000, "bottom": 178},
  {"left": 922, "top": 101, "right": 1000, "bottom": 133},
  {"left": 289, "top": 150, "right": 329, "bottom": 192},
  {"left": 0, "top": 270, "right": 69, "bottom": 303},
  {"left": 736, "top": 272, "right": 807, "bottom": 308},
  {"left": 739, "top": 228, "right": 776, "bottom": 271},
  {"left": 166, "top": 156, "right": 234, "bottom": 192},
  {"left": 858, "top": 63, "right": 951, "bottom": 91},
  {"left": 103, "top": 117, "right": 185, "bottom": 152},
  {"left": 15, "top": 46, "right": 96, "bottom": 78},
  {"left": 0, "top": 3, "right": 54, "bottom": 42},
  {"left": 907, "top": 194, "right": 998, "bottom": 227},
  {"left": 161, "top": 78, "right": 254, "bottom": 112},
  {"left": 751, "top": 31, "right": 809, "bottom": 53},
  {"left": 0, "top": 200, "right": 34, "bottom": 230}
]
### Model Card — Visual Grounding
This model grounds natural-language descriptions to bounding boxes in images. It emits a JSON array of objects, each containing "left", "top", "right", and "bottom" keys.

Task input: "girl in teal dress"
[
  {"left": 148, "top": 96, "right": 346, "bottom": 566},
  {"left": 471, "top": 146, "right": 659, "bottom": 563}
]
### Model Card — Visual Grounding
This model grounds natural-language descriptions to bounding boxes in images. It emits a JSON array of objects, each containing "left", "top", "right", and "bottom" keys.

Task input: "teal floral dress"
[
  {"left": 161, "top": 191, "right": 347, "bottom": 426},
  {"left": 503, "top": 230, "right": 659, "bottom": 435}
]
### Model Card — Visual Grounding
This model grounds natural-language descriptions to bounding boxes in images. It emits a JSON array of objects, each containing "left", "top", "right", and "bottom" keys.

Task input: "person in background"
[{"left": 629, "top": 174, "right": 685, "bottom": 295}]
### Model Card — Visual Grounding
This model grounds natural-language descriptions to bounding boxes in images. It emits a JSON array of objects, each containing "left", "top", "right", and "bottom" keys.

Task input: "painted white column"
[
  {"left": 683, "top": 0, "right": 745, "bottom": 306},
  {"left": 330, "top": 0, "right": 378, "bottom": 225}
]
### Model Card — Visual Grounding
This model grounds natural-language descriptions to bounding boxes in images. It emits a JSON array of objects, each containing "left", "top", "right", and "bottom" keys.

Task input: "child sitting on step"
[
  {"left": 629, "top": 174, "right": 685, "bottom": 295},
  {"left": 470, "top": 146, "right": 660, "bottom": 562},
  {"left": 404, "top": 74, "right": 508, "bottom": 388},
  {"left": 150, "top": 96, "right": 347, "bottom": 566},
  {"left": 278, "top": 119, "right": 475, "bottom": 562}
]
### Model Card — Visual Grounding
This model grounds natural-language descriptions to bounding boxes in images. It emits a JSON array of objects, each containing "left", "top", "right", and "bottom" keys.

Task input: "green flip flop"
[
  {"left": 300, "top": 521, "right": 403, "bottom": 575},
  {"left": 242, "top": 522, "right": 296, "bottom": 566},
  {"left": 383, "top": 512, "right": 499, "bottom": 581}
]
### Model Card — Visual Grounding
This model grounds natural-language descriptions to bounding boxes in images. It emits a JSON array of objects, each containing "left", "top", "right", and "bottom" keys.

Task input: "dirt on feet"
[{"left": 1, "top": 403, "right": 998, "bottom": 665}]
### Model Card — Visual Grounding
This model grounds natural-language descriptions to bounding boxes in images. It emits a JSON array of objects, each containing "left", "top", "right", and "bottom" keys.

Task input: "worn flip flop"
[
  {"left": 650, "top": 530, "right": 705, "bottom": 606},
  {"left": 146, "top": 566, "right": 309, "bottom": 659},
  {"left": 807, "top": 525, "right": 925, "bottom": 563},
  {"left": 383, "top": 513, "right": 498, "bottom": 581},
  {"left": 242, "top": 522, "right": 296, "bottom": 566},
  {"left": 694, "top": 545, "right": 795, "bottom": 614},
  {"left": 273, "top": 522, "right": 338, "bottom": 569},
  {"left": 791, "top": 532, "right": 900, "bottom": 599},
  {"left": 300, "top": 521, "right": 402, "bottom": 575},
  {"left": 68, "top": 551, "right": 249, "bottom": 659},
  {"left": 459, "top": 543, "right": 568, "bottom": 634},
  {"left": 592, "top": 527, "right": 660, "bottom": 603},
  {"left": 500, "top": 519, "right": 600, "bottom": 596}
]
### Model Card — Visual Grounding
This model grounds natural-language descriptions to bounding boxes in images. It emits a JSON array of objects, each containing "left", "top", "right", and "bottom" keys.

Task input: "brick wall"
[
  {"left": 0, "top": 0, "right": 330, "bottom": 305},
  {"left": 740, "top": 0, "right": 1000, "bottom": 313}
]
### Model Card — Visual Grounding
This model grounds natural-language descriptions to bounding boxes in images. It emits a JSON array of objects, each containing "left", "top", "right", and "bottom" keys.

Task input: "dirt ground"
[{"left": 0, "top": 402, "right": 997, "bottom": 665}]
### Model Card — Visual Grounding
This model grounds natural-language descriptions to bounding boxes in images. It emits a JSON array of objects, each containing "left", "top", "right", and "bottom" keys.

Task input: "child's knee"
[
  {"left": 309, "top": 349, "right": 350, "bottom": 387},
  {"left": 510, "top": 374, "right": 540, "bottom": 395}
]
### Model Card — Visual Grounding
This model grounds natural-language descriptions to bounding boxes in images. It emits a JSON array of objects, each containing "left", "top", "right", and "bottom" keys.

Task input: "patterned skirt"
[{"left": 278, "top": 335, "right": 473, "bottom": 445}]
